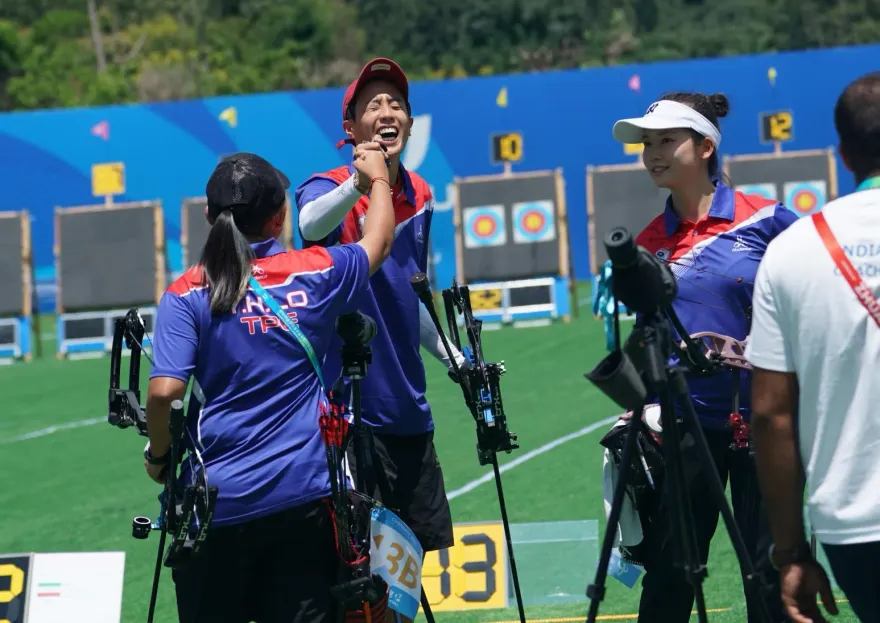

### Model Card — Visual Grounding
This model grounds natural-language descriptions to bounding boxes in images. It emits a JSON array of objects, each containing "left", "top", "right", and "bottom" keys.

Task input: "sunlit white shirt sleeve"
[{"left": 745, "top": 244, "right": 795, "bottom": 372}]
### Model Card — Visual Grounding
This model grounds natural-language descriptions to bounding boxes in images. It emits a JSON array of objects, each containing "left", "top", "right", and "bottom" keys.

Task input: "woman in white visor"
[{"left": 611, "top": 92, "right": 798, "bottom": 623}]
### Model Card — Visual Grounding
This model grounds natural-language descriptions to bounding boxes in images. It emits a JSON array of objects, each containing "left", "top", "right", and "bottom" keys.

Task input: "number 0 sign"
[{"left": 422, "top": 521, "right": 509, "bottom": 611}]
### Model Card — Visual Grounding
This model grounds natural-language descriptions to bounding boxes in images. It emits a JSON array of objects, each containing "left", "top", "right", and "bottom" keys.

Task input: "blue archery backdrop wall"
[{"left": 0, "top": 43, "right": 877, "bottom": 313}]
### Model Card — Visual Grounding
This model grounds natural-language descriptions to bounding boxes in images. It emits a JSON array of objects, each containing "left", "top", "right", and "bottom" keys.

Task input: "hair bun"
[{"left": 708, "top": 93, "right": 730, "bottom": 118}]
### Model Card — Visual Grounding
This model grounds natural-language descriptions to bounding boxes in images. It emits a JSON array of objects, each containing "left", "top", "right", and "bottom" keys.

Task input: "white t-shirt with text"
[{"left": 746, "top": 187, "right": 880, "bottom": 545}]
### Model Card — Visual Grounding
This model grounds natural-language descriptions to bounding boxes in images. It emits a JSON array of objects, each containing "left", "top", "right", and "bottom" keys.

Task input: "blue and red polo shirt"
[
  {"left": 294, "top": 162, "right": 434, "bottom": 436},
  {"left": 149, "top": 238, "right": 370, "bottom": 526},
  {"left": 636, "top": 181, "right": 798, "bottom": 428}
]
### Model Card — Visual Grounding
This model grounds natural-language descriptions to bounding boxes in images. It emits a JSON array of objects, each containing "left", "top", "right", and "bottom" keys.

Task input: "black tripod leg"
[
  {"left": 492, "top": 454, "right": 527, "bottom": 623},
  {"left": 586, "top": 410, "right": 645, "bottom": 623},
  {"left": 670, "top": 370, "right": 775, "bottom": 623},
  {"left": 420, "top": 587, "right": 436, "bottom": 623},
  {"left": 146, "top": 527, "right": 167, "bottom": 623},
  {"left": 659, "top": 390, "right": 709, "bottom": 623}
]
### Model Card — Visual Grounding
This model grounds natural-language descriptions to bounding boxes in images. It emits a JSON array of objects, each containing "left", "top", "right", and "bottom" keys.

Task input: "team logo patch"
[
  {"left": 512, "top": 201, "right": 556, "bottom": 244},
  {"left": 655, "top": 248, "right": 670, "bottom": 261},
  {"left": 784, "top": 180, "right": 827, "bottom": 217},
  {"left": 463, "top": 205, "right": 506, "bottom": 248}
]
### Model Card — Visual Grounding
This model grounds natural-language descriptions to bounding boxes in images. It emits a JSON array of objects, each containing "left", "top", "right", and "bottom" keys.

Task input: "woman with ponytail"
[
  {"left": 609, "top": 92, "right": 798, "bottom": 622},
  {"left": 143, "top": 149, "right": 394, "bottom": 623}
]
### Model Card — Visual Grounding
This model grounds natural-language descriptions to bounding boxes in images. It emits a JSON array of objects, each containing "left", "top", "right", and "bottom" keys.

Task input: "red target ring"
[
  {"left": 793, "top": 189, "right": 818, "bottom": 214},
  {"left": 473, "top": 214, "right": 498, "bottom": 238},
  {"left": 521, "top": 210, "right": 546, "bottom": 234}
]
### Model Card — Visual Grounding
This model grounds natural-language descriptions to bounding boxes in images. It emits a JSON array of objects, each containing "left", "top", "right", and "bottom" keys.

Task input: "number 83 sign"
[{"left": 422, "top": 522, "right": 509, "bottom": 611}]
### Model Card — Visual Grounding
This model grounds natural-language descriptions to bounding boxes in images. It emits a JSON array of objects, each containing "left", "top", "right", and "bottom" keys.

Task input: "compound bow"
[
  {"left": 107, "top": 308, "right": 217, "bottom": 623},
  {"left": 410, "top": 274, "right": 526, "bottom": 623}
]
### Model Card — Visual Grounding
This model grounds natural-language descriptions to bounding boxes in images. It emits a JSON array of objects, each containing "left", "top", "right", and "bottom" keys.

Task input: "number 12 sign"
[{"left": 422, "top": 521, "right": 510, "bottom": 611}]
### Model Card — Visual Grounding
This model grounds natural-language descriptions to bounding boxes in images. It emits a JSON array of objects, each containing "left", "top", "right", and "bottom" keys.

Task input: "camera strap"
[
  {"left": 248, "top": 276, "right": 326, "bottom": 391},
  {"left": 812, "top": 211, "right": 880, "bottom": 329}
]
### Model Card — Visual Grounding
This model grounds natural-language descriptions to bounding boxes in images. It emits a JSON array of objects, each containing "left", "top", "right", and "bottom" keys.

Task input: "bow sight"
[
  {"left": 410, "top": 275, "right": 519, "bottom": 464},
  {"left": 107, "top": 307, "right": 218, "bottom": 623},
  {"left": 409, "top": 273, "right": 526, "bottom": 623}
]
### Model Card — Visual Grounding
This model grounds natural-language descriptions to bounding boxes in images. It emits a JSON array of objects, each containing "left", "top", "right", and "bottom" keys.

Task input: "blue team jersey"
[
  {"left": 294, "top": 162, "right": 434, "bottom": 435},
  {"left": 636, "top": 181, "right": 798, "bottom": 428},
  {"left": 149, "top": 238, "right": 370, "bottom": 526}
]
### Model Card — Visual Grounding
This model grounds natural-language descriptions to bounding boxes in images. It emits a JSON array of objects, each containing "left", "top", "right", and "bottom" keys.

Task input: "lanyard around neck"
[
  {"left": 247, "top": 276, "right": 325, "bottom": 392},
  {"left": 856, "top": 176, "right": 880, "bottom": 192}
]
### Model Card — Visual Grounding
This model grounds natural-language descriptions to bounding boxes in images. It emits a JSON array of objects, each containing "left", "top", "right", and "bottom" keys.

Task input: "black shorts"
[
  {"left": 347, "top": 430, "right": 454, "bottom": 552},
  {"left": 172, "top": 499, "right": 337, "bottom": 623}
]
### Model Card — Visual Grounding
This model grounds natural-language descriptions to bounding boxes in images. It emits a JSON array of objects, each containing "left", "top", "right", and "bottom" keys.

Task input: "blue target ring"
[
  {"left": 785, "top": 181, "right": 826, "bottom": 216},
  {"left": 513, "top": 201, "right": 554, "bottom": 243},
  {"left": 465, "top": 206, "right": 505, "bottom": 246},
  {"left": 516, "top": 203, "right": 552, "bottom": 242},
  {"left": 736, "top": 184, "right": 777, "bottom": 201}
]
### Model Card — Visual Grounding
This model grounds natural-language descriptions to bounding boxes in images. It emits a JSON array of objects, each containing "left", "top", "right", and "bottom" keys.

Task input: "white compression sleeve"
[
  {"left": 419, "top": 303, "right": 465, "bottom": 369},
  {"left": 298, "top": 175, "right": 363, "bottom": 241}
]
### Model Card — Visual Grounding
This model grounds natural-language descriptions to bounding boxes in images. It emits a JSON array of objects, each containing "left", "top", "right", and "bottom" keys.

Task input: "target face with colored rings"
[
  {"left": 463, "top": 205, "right": 506, "bottom": 248},
  {"left": 512, "top": 200, "right": 556, "bottom": 243},
  {"left": 783, "top": 180, "right": 827, "bottom": 217}
]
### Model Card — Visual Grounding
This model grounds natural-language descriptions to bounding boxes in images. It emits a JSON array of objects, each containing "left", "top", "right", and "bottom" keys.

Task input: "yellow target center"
[
  {"left": 475, "top": 218, "right": 494, "bottom": 235},
  {"left": 524, "top": 213, "right": 543, "bottom": 231},
  {"left": 797, "top": 193, "right": 815, "bottom": 209}
]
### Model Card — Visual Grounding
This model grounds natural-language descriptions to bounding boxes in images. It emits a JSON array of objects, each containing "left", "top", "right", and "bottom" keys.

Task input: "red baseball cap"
[{"left": 341, "top": 57, "right": 410, "bottom": 122}]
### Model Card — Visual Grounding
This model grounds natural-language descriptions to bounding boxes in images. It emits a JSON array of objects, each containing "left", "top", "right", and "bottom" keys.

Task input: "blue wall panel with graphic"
[{"left": 0, "top": 43, "right": 877, "bottom": 312}]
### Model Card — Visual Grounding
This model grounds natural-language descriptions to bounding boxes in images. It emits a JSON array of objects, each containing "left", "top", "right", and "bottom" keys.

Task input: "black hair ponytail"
[{"left": 199, "top": 210, "right": 254, "bottom": 315}]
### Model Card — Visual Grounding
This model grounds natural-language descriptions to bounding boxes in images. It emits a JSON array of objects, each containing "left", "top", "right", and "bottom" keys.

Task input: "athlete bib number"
[{"left": 370, "top": 506, "right": 424, "bottom": 619}]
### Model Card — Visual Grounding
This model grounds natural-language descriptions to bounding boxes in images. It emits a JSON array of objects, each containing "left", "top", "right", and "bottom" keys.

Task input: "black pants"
[
  {"left": 637, "top": 428, "right": 785, "bottom": 622},
  {"left": 823, "top": 540, "right": 880, "bottom": 621},
  {"left": 173, "top": 500, "right": 337, "bottom": 623},
  {"left": 347, "top": 429, "right": 454, "bottom": 552}
]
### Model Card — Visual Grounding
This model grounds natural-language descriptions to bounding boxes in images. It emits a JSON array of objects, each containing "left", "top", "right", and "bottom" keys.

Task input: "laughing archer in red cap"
[{"left": 293, "top": 58, "right": 466, "bottom": 622}]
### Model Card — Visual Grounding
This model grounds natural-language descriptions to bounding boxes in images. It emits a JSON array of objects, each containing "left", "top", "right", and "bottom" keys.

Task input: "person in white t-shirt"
[{"left": 746, "top": 71, "right": 880, "bottom": 623}]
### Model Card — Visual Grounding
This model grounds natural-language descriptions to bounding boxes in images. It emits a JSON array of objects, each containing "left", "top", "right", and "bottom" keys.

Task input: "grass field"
[{"left": 0, "top": 295, "right": 856, "bottom": 622}]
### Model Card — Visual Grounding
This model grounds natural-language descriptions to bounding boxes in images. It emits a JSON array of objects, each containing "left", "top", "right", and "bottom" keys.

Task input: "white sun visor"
[{"left": 612, "top": 100, "right": 722, "bottom": 148}]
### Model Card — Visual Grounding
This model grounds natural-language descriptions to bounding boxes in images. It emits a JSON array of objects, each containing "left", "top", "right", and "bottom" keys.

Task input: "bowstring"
[
  {"left": 124, "top": 319, "right": 209, "bottom": 497},
  {"left": 656, "top": 256, "right": 753, "bottom": 365}
]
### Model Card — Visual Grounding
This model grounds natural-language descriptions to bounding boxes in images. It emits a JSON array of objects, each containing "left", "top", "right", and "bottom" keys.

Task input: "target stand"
[
  {"left": 0, "top": 211, "right": 38, "bottom": 363},
  {"left": 452, "top": 169, "right": 574, "bottom": 328},
  {"left": 181, "top": 195, "right": 295, "bottom": 271},
  {"left": 55, "top": 200, "right": 165, "bottom": 358},
  {"left": 724, "top": 148, "right": 838, "bottom": 218}
]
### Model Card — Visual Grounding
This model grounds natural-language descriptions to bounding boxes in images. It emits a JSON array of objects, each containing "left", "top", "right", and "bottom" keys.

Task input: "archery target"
[
  {"left": 512, "top": 200, "right": 556, "bottom": 244},
  {"left": 736, "top": 183, "right": 778, "bottom": 201},
  {"left": 463, "top": 205, "right": 506, "bottom": 248},
  {"left": 784, "top": 180, "right": 827, "bottom": 216}
]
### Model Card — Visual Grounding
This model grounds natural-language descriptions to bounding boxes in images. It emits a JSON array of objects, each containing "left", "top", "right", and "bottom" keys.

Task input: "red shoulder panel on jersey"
[
  {"left": 252, "top": 247, "right": 335, "bottom": 288},
  {"left": 635, "top": 213, "right": 668, "bottom": 253},
  {"left": 733, "top": 191, "right": 777, "bottom": 222},
  {"left": 167, "top": 265, "right": 206, "bottom": 297},
  {"left": 317, "top": 166, "right": 350, "bottom": 185}
]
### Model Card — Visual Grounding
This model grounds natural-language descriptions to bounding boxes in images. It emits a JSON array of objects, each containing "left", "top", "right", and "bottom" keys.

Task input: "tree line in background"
[{"left": 0, "top": 0, "right": 878, "bottom": 112}]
